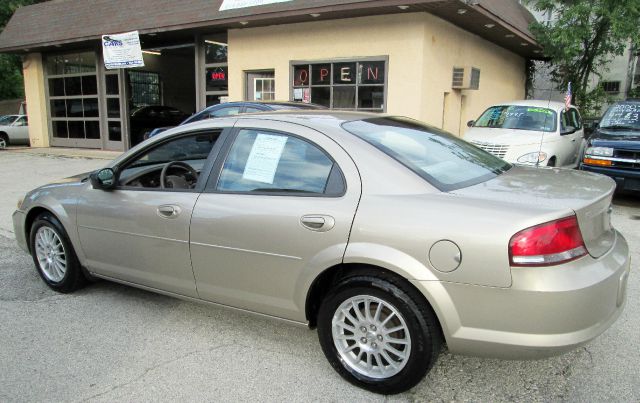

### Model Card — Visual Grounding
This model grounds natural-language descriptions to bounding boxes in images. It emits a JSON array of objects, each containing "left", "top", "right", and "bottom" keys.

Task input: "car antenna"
[{"left": 535, "top": 77, "right": 561, "bottom": 168}]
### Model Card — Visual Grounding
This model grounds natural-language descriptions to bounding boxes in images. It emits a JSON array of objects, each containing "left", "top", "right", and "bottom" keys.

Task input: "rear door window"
[{"left": 216, "top": 129, "right": 344, "bottom": 195}]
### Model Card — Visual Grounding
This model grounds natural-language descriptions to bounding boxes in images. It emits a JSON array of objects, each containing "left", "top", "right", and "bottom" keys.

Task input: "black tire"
[
  {"left": 0, "top": 132, "right": 8, "bottom": 149},
  {"left": 29, "top": 212, "right": 86, "bottom": 293},
  {"left": 317, "top": 273, "right": 441, "bottom": 395}
]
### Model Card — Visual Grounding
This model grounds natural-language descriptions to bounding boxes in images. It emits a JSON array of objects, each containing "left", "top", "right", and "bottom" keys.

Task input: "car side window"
[
  {"left": 216, "top": 129, "right": 345, "bottom": 195},
  {"left": 569, "top": 108, "right": 582, "bottom": 129},
  {"left": 117, "top": 131, "right": 221, "bottom": 190},
  {"left": 212, "top": 106, "right": 242, "bottom": 118},
  {"left": 15, "top": 116, "right": 27, "bottom": 126},
  {"left": 244, "top": 107, "right": 265, "bottom": 113},
  {"left": 560, "top": 111, "right": 571, "bottom": 131}
]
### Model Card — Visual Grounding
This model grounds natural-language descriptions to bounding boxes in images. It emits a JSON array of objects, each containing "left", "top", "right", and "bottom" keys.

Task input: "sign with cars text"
[{"left": 102, "top": 31, "right": 144, "bottom": 70}]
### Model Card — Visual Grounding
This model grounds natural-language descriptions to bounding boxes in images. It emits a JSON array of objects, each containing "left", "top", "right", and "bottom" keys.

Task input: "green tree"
[
  {"left": 527, "top": 0, "right": 640, "bottom": 115},
  {"left": 0, "top": 0, "right": 46, "bottom": 100}
]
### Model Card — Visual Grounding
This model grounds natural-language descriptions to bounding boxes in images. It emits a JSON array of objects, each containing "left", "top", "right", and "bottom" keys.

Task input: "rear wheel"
[
  {"left": 0, "top": 133, "right": 8, "bottom": 149},
  {"left": 317, "top": 274, "right": 441, "bottom": 394},
  {"left": 29, "top": 212, "right": 85, "bottom": 293}
]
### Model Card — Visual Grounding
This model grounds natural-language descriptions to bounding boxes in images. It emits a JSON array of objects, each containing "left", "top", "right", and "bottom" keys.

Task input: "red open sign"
[{"left": 211, "top": 72, "right": 226, "bottom": 81}]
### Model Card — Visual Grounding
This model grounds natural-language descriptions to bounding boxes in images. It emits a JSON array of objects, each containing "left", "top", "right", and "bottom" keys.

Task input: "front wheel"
[
  {"left": 317, "top": 274, "right": 441, "bottom": 394},
  {"left": 29, "top": 212, "right": 86, "bottom": 293}
]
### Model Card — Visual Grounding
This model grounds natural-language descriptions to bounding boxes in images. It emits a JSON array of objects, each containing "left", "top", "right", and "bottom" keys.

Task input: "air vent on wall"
[{"left": 451, "top": 66, "right": 480, "bottom": 90}]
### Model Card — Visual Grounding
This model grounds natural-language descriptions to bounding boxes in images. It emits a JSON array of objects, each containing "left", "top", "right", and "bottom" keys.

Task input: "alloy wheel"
[
  {"left": 331, "top": 295, "right": 411, "bottom": 379},
  {"left": 34, "top": 226, "right": 67, "bottom": 282}
]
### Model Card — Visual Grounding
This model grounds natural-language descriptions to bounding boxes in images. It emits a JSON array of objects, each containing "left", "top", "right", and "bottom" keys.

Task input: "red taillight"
[{"left": 509, "top": 216, "right": 587, "bottom": 267}]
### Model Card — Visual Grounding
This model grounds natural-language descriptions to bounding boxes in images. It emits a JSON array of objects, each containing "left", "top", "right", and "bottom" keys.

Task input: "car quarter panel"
[
  {"left": 344, "top": 192, "right": 569, "bottom": 288},
  {"left": 415, "top": 231, "right": 630, "bottom": 358},
  {"left": 189, "top": 119, "right": 362, "bottom": 322}
]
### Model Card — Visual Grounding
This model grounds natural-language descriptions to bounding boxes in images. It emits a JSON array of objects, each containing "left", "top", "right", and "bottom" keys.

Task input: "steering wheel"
[{"left": 160, "top": 161, "right": 199, "bottom": 189}]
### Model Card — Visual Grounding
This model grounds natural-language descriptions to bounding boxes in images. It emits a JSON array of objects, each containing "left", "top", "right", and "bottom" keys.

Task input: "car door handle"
[
  {"left": 301, "top": 215, "right": 335, "bottom": 232},
  {"left": 157, "top": 205, "right": 181, "bottom": 219}
]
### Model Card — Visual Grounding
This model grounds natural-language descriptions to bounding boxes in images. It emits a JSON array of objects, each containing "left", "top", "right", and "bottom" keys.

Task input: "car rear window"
[{"left": 342, "top": 117, "right": 511, "bottom": 191}]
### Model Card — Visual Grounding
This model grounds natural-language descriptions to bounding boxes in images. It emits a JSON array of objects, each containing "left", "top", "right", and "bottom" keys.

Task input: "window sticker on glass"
[{"left": 242, "top": 133, "right": 288, "bottom": 184}]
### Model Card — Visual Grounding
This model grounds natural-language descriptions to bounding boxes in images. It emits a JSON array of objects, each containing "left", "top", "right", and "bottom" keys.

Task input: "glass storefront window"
[
  {"left": 205, "top": 66, "right": 228, "bottom": 92},
  {"left": 205, "top": 41, "right": 228, "bottom": 64},
  {"left": 46, "top": 52, "right": 96, "bottom": 75},
  {"left": 203, "top": 38, "right": 228, "bottom": 106},
  {"left": 292, "top": 58, "right": 386, "bottom": 110},
  {"left": 46, "top": 51, "right": 100, "bottom": 142}
]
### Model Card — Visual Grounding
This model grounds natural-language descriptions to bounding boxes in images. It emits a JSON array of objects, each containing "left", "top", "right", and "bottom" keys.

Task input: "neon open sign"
[{"left": 293, "top": 61, "right": 385, "bottom": 86}]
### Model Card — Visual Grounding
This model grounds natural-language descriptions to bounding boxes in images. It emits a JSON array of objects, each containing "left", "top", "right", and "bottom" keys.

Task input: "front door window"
[{"left": 118, "top": 131, "right": 221, "bottom": 190}]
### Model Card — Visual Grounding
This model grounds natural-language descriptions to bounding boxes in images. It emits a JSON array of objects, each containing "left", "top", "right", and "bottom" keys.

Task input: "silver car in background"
[
  {"left": 13, "top": 112, "right": 630, "bottom": 394},
  {"left": 0, "top": 114, "right": 29, "bottom": 148}
]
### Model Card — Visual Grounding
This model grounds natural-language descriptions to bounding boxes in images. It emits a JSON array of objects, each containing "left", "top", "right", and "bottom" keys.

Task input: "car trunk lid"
[{"left": 451, "top": 166, "right": 616, "bottom": 258}]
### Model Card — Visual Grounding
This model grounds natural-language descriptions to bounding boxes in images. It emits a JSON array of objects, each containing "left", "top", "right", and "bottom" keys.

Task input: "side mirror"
[
  {"left": 561, "top": 125, "right": 576, "bottom": 135},
  {"left": 466, "top": 120, "right": 475, "bottom": 128},
  {"left": 90, "top": 168, "right": 117, "bottom": 190}
]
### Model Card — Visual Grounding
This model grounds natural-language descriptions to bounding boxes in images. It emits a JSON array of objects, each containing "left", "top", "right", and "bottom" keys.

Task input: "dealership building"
[{"left": 0, "top": 0, "right": 540, "bottom": 151}]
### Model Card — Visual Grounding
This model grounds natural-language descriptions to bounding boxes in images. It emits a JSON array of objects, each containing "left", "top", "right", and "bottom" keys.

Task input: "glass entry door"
[{"left": 102, "top": 71, "right": 126, "bottom": 150}]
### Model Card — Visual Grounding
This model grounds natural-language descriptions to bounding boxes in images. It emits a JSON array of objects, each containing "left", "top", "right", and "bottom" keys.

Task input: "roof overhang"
[{"left": 0, "top": 0, "right": 543, "bottom": 59}]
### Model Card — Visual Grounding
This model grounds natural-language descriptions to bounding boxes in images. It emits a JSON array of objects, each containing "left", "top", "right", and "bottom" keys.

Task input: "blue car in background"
[
  {"left": 580, "top": 99, "right": 640, "bottom": 194},
  {"left": 146, "top": 101, "right": 325, "bottom": 139}
]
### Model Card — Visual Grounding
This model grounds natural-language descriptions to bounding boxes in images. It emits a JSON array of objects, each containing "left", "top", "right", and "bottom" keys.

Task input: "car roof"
[
  {"left": 110, "top": 111, "right": 393, "bottom": 167},
  {"left": 204, "top": 101, "right": 323, "bottom": 109}
]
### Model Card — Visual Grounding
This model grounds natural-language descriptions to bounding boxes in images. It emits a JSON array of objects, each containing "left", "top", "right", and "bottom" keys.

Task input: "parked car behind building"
[
  {"left": 130, "top": 105, "right": 190, "bottom": 146},
  {"left": 464, "top": 101, "right": 585, "bottom": 168},
  {"left": 0, "top": 114, "right": 29, "bottom": 148},
  {"left": 145, "top": 101, "right": 326, "bottom": 139},
  {"left": 580, "top": 100, "right": 640, "bottom": 193}
]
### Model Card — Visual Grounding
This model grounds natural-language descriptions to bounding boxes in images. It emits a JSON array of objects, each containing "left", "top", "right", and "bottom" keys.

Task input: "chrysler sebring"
[{"left": 13, "top": 112, "right": 630, "bottom": 394}]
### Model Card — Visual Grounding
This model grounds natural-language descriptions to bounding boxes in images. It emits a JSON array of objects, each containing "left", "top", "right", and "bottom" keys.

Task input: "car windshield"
[
  {"left": 0, "top": 115, "right": 17, "bottom": 125},
  {"left": 474, "top": 105, "right": 557, "bottom": 132},
  {"left": 599, "top": 102, "right": 640, "bottom": 131},
  {"left": 343, "top": 117, "right": 511, "bottom": 191}
]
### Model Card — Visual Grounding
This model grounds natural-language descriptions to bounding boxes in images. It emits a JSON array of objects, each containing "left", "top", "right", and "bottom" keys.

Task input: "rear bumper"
[
  {"left": 12, "top": 210, "right": 28, "bottom": 253},
  {"left": 414, "top": 230, "right": 630, "bottom": 359},
  {"left": 580, "top": 164, "right": 640, "bottom": 192}
]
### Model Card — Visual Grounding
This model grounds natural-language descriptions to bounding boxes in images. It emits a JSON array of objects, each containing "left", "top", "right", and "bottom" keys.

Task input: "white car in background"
[
  {"left": 463, "top": 101, "right": 585, "bottom": 168},
  {"left": 0, "top": 114, "right": 29, "bottom": 149}
]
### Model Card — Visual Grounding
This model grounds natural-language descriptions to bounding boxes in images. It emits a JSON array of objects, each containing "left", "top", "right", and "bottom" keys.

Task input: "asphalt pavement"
[{"left": 0, "top": 150, "right": 638, "bottom": 402}]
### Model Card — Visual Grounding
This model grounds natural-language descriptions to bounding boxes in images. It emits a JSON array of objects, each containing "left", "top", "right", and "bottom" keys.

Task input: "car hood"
[
  {"left": 589, "top": 129, "right": 640, "bottom": 150},
  {"left": 464, "top": 127, "right": 554, "bottom": 146},
  {"left": 35, "top": 171, "right": 93, "bottom": 189},
  {"left": 452, "top": 165, "right": 616, "bottom": 258}
]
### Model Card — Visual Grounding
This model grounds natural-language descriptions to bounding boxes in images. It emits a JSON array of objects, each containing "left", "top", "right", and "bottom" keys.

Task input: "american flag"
[{"left": 564, "top": 82, "right": 572, "bottom": 111}]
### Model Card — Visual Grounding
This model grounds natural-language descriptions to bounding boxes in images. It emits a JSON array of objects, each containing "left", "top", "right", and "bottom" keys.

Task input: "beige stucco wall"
[
  {"left": 421, "top": 13, "right": 526, "bottom": 135},
  {"left": 228, "top": 12, "right": 525, "bottom": 136},
  {"left": 22, "top": 53, "right": 49, "bottom": 147}
]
